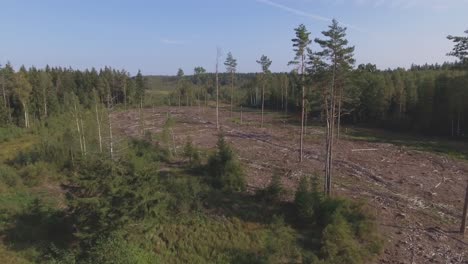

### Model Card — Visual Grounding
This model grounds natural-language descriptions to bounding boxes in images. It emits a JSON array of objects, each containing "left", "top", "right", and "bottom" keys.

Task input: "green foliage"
[
  {"left": 84, "top": 234, "right": 157, "bottom": 264},
  {"left": 257, "top": 171, "right": 286, "bottom": 203},
  {"left": 19, "top": 162, "right": 57, "bottom": 187},
  {"left": 293, "top": 176, "right": 382, "bottom": 263},
  {"left": 149, "top": 215, "right": 300, "bottom": 264},
  {"left": 183, "top": 137, "right": 201, "bottom": 168},
  {"left": 66, "top": 157, "right": 164, "bottom": 241},
  {"left": 0, "top": 126, "right": 23, "bottom": 142},
  {"left": 0, "top": 164, "right": 21, "bottom": 188},
  {"left": 207, "top": 134, "right": 245, "bottom": 192}
]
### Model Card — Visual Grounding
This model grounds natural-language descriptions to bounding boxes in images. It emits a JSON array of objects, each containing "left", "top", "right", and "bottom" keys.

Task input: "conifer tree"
[
  {"left": 289, "top": 24, "right": 312, "bottom": 162},
  {"left": 224, "top": 52, "right": 238, "bottom": 116},
  {"left": 315, "top": 19, "right": 355, "bottom": 195},
  {"left": 256, "top": 55, "right": 272, "bottom": 128}
]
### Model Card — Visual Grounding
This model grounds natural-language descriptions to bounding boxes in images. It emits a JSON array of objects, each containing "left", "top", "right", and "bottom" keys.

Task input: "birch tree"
[{"left": 14, "top": 70, "right": 32, "bottom": 128}]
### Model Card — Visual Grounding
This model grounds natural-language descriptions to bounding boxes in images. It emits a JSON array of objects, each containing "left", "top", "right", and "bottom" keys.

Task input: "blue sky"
[{"left": 1, "top": 0, "right": 467, "bottom": 75}]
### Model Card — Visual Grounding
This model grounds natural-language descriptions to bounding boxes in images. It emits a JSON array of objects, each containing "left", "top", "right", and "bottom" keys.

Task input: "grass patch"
[
  {"left": 346, "top": 127, "right": 468, "bottom": 160},
  {"left": 0, "top": 135, "right": 39, "bottom": 162}
]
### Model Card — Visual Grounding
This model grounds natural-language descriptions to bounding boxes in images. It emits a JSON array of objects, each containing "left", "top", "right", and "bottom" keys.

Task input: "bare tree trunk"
[
  {"left": 74, "top": 103, "right": 83, "bottom": 154},
  {"left": 325, "top": 62, "right": 337, "bottom": 196},
  {"left": 299, "top": 55, "right": 305, "bottom": 162},
  {"left": 230, "top": 71, "right": 234, "bottom": 117},
  {"left": 240, "top": 105, "right": 243, "bottom": 125},
  {"left": 95, "top": 100, "right": 103, "bottom": 153},
  {"left": 140, "top": 96, "right": 144, "bottom": 136},
  {"left": 80, "top": 117, "right": 87, "bottom": 156},
  {"left": 1, "top": 72, "right": 6, "bottom": 107},
  {"left": 170, "top": 127, "right": 177, "bottom": 156},
  {"left": 107, "top": 94, "right": 114, "bottom": 160},
  {"left": 216, "top": 49, "right": 220, "bottom": 130},
  {"left": 337, "top": 86, "right": 342, "bottom": 140},
  {"left": 43, "top": 85, "right": 47, "bottom": 119},
  {"left": 285, "top": 78, "right": 288, "bottom": 116},
  {"left": 261, "top": 82, "right": 265, "bottom": 128},
  {"left": 461, "top": 181, "right": 468, "bottom": 235},
  {"left": 123, "top": 80, "right": 127, "bottom": 109}
]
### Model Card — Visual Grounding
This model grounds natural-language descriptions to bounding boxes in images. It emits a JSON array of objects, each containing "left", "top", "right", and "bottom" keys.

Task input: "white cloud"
[
  {"left": 255, "top": 0, "right": 367, "bottom": 32},
  {"left": 161, "top": 38, "right": 184, "bottom": 45},
  {"left": 353, "top": 0, "right": 468, "bottom": 10}
]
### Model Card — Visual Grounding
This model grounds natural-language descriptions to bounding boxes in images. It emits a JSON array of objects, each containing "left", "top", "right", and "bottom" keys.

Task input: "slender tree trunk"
[
  {"left": 337, "top": 86, "right": 342, "bottom": 140},
  {"left": 325, "top": 62, "right": 337, "bottom": 196},
  {"left": 285, "top": 78, "right": 288, "bottom": 116},
  {"left": 2, "top": 73, "right": 7, "bottom": 108},
  {"left": 300, "top": 55, "right": 305, "bottom": 162},
  {"left": 461, "top": 181, "right": 468, "bottom": 235},
  {"left": 123, "top": 81, "right": 127, "bottom": 109},
  {"left": 140, "top": 96, "right": 144, "bottom": 136},
  {"left": 80, "top": 117, "right": 87, "bottom": 156},
  {"left": 95, "top": 100, "right": 103, "bottom": 153},
  {"left": 261, "top": 82, "right": 265, "bottom": 128},
  {"left": 43, "top": 86, "right": 47, "bottom": 119},
  {"left": 216, "top": 52, "right": 220, "bottom": 130},
  {"left": 178, "top": 92, "right": 181, "bottom": 108},
  {"left": 74, "top": 103, "right": 83, "bottom": 154},
  {"left": 240, "top": 105, "right": 243, "bottom": 125},
  {"left": 230, "top": 71, "right": 234, "bottom": 116},
  {"left": 107, "top": 94, "right": 114, "bottom": 160}
]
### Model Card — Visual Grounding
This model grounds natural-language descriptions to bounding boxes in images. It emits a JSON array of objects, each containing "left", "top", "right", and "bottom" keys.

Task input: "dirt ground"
[{"left": 112, "top": 106, "right": 468, "bottom": 264}]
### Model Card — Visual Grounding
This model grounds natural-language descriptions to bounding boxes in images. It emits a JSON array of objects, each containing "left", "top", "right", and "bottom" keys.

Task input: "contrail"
[{"left": 255, "top": 0, "right": 367, "bottom": 32}]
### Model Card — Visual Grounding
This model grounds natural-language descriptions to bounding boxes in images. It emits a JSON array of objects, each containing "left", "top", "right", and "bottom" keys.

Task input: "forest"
[{"left": 0, "top": 19, "right": 467, "bottom": 264}]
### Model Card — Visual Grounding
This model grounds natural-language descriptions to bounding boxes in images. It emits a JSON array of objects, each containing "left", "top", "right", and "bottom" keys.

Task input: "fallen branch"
[{"left": 351, "top": 148, "right": 378, "bottom": 152}]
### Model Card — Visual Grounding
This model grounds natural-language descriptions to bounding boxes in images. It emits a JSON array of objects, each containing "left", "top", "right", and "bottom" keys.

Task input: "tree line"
[{"left": 0, "top": 65, "right": 147, "bottom": 127}]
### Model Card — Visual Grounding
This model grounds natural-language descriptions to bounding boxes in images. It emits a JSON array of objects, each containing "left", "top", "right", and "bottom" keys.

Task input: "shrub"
[
  {"left": 207, "top": 134, "right": 245, "bottom": 192},
  {"left": 66, "top": 157, "right": 167, "bottom": 241},
  {"left": 293, "top": 176, "right": 382, "bottom": 263},
  {"left": 0, "top": 165, "right": 21, "bottom": 188},
  {"left": 20, "top": 162, "right": 56, "bottom": 187},
  {"left": 183, "top": 137, "right": 201, "bottom": 168},
  {"left": 84, "top": 234, "right": 157, "bottom": 264},
  {"left": 257, "top": 171, "right": 286, "bottom": 203},
  {"left": 0, "top": 125, "right": 23, "bottom": 142},
  {"left": 294, "top": 176, "right": 323, "bottom": 225}
]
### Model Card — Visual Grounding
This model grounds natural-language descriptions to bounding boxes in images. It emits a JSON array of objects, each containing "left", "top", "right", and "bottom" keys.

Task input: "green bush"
[
  {"left": 20, "top": 162, "right": 56, "bottom": 187},
  {"left": 293, "top": 176, "right": 382, "bottom": 263},
  {"left": 0, "top": 125, "right": 23, "bottom": 142},
  {"left": 257, "top": 171, "right": 286, "bottom": 203},
  {"left": 207, "top": 134, "right": 245, "bottom": 192},
  {"left": 84, "top": 234, "right": 157, "bottom": 264},
  {"left": 66, "top": 156, "right": 168, "bottom": 241},
  {"left": 0, "top": 164, "right": 21, "bottom": 188},
  {"left": 183, "top": 137, "right": 201, "bottom": 168},
  {"left": 294, "top": 176, "right": 323, "bottom": 225}
]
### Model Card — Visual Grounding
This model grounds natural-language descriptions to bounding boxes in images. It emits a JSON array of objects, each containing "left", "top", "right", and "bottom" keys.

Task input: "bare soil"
[{"left": 112, "top": 106, "right": 468, "bottom": 264}]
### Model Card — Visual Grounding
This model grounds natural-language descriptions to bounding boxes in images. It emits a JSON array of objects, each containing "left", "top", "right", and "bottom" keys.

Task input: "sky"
[{"left": 0, "top": 0, "right": 467, "bottom": 75}]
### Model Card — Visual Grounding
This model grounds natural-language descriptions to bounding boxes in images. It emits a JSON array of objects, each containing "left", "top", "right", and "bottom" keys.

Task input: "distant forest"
[{"left": 1, "top": 62, "right": 466, "bottom": 138}]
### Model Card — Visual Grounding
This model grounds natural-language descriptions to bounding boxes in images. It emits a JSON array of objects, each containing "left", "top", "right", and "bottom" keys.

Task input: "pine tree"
[
  {"left": 256, "top": 55, "right": 272, "bottom": 128},
  {"left": 289, "top": 24, "right": 312, "bottom": 162},
  {"left": 224, "top": 52, "right": 238, "bottom": 116},
  {"left": 447, "top": 29, "right": 468, "bottom": 65},
  {"left": 315, "top": 19, "right": 355, "bottom": 195}
]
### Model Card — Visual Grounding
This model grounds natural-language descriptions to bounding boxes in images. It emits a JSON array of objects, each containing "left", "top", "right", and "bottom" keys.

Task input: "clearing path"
[{"left": 112, "top": 106, "right": 468, "bottom": 264}]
